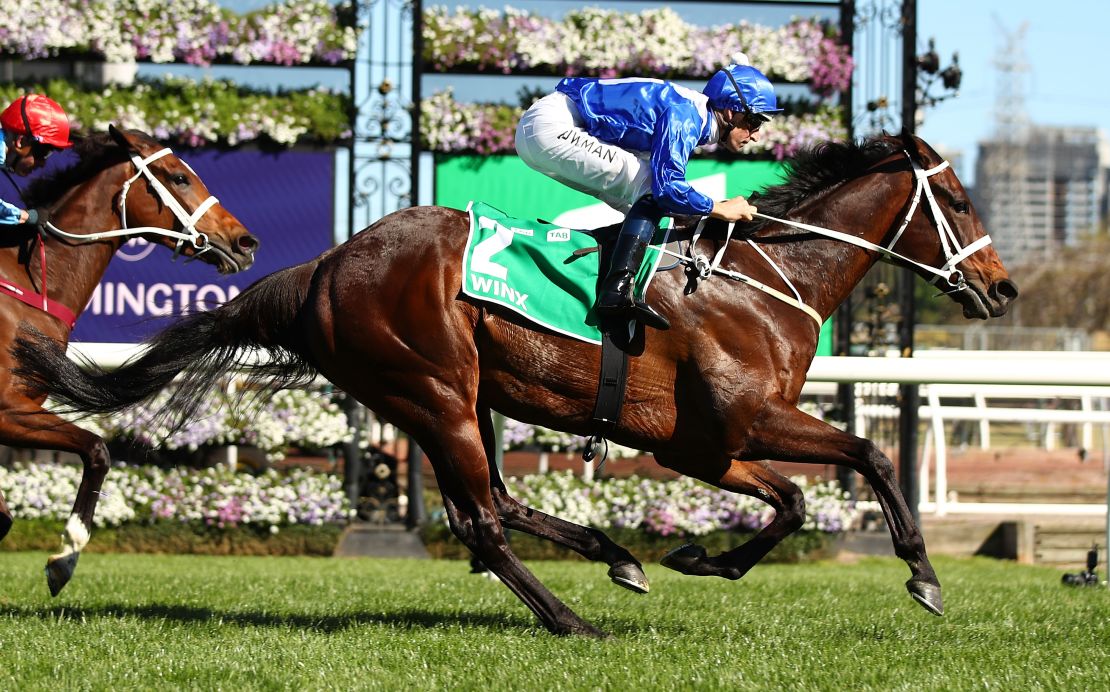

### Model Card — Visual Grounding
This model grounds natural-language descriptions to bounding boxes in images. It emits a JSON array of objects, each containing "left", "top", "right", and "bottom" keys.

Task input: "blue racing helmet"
[{"left": 703, "top": 64, "right": 782, "bottom": 120}]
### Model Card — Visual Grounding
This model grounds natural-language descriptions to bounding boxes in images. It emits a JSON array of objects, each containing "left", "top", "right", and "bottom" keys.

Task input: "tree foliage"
[{"left": 998, "top": 234, "right": 1110, "bottom": 331}]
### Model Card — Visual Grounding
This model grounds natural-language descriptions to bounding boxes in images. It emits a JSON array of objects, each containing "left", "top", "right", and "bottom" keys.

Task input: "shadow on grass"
[{"left": 1, "top": 602, "right": 545, "bottom": 634}]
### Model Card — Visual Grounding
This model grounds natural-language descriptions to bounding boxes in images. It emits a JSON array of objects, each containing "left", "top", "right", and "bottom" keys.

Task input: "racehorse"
[
  {"left": 14, "top": 131, "right": 1016, "bottom": 636},
  {"left": 0, "top": 125, "right": 259, "bottom": 594}
]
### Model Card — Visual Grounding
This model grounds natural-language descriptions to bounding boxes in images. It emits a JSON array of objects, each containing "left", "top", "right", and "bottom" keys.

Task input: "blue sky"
[
  {"left": 918, "top": 0, "right": 1110, "bottom": 183},
  {"left": 155, "top": 0, "right": 1109, "bottom": 187}
]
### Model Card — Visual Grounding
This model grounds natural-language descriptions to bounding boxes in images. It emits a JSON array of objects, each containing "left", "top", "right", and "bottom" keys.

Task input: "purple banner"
[{"left": 0, "top": 147, "right": 334, "bottom": 343}]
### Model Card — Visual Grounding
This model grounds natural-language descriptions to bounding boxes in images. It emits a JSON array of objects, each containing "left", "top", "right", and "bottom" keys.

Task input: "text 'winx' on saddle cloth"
[{"left": 461, "top": 201, "right": 668, "bottom": 345}]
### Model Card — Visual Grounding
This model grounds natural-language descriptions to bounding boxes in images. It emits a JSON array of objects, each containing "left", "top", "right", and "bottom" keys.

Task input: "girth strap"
[{"left": 583, "top": 324, "right": 631, "bottom": 468}]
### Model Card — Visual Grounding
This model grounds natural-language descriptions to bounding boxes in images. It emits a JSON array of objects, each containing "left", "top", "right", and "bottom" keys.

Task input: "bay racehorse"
[
  {"left": 0, "top": 125, "right": 258, "bottom": 594},
  {"left": 15, "top": 131, "right": 1016, "bottom": 635}
]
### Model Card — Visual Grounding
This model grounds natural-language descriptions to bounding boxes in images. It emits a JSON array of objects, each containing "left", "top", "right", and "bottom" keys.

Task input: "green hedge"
[
  {"left": 421, "top": 522, "right": 842, "bottom": 563},
  {"left": 3, "top": 519, "right": 342, "bottom": 557},
  {"left": 5, "top": 518, "right": 842, "bottom": 563}
]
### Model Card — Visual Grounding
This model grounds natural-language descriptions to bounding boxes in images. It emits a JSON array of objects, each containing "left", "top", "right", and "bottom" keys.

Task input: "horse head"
[
  {"left": 893, "top": 130, "right": 1018, "bottom": 319},
  {"left": 103, "top": 125, "right": 259, "bottom": 274}
]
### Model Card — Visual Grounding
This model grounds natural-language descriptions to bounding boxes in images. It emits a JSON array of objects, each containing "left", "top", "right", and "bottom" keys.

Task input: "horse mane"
[
  {"left": 22, "top": 131, "right": 136, "bottom": 208},
  {"left": 744, "top": 134, "right": 902, "bottom": 233}
]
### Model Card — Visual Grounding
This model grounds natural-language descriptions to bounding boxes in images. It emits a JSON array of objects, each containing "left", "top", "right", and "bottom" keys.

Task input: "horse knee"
[
  {"left": 87, "top": 441, "right": 111, "bottom": 474},
  {"left": 858, "top": 440, "right": 896, "bottom": 483},
  {"left": 447, "top": 506, "right": 507, "bottom": 553},
  {"left": 448, "top": 515, "right": 478, "bottom": 547},
  {"left": 778, "top": 489, "right": 807, "bottom": 533}
]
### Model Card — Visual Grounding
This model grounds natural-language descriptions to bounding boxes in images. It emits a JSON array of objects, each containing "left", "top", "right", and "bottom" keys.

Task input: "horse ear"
[
  {"left": 108, "top": 124, "right": 141, "bottom": 154},
  {"left": 899, "top": 127, "right": 922, "bottom": 162},
  {"left": 108, "top": 123, "right": 126, "bottom": 146}
]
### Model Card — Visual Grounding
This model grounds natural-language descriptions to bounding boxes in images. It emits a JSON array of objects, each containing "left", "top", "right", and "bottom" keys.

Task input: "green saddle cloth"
[{"left": 461, "top": 201, "right": 668, "bottom": 345}]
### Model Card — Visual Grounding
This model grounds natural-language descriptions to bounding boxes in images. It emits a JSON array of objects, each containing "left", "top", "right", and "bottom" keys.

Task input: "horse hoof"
[
  {"left": 660, "top": 543, "right": 707, "bottom": 575},
  {"left": 561, "top": 621, "right": 610, "bottom": 639},
  {"left": 45, "top": 553, "right": 79, "bottom": 597},
  {"left": 608, "top": 562, "right": 649, "bottom": 594},
  {"left": 0, "top": 514, "right": 12, "bottom": 543},
  {"left": 906, "top": 579, "right": 944, "bottom": 616}
]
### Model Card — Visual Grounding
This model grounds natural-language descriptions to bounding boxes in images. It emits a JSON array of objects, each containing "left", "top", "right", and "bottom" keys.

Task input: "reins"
[{"left": 655, "top": 151, "right": 993, "bottom": 326}]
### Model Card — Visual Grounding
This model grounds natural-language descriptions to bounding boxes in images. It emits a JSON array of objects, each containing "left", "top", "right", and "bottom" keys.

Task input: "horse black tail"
[{"left": 13, "top": 262, "right": 319, "bottom": 424}]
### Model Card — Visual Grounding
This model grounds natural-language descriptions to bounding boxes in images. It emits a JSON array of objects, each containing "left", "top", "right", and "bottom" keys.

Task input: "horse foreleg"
[
  {"left": 476, "top": 407, "right": 649, "bottom": 594},
  {"left": 656, "top": 458, "right": 804, "bottom": 581},
  {"left": 1, "top": 406, "right": 110, "bottom": 596},
  {"left": 0, "top": 487, "right": 12, "bottom": 542},
  {"left": 747, "top": 399, "right": 942, "bottom": 616}
]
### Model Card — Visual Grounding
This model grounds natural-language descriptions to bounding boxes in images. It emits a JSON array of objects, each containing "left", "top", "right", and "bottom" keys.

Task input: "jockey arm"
[
  {"left": 649, "top": 105, "right": 757, "bottom": 222},
  {"left": 0, "top": 135, "right": 29, "bottom": 225},
  {"left": 0, "top": 198, "right": 29, "bottom": 226},
  {"left": 0, "top": 162, "right": 36, "bottom": 227},
  {"left": 648, "top": 105, "right": 714, "bottom": 217}
]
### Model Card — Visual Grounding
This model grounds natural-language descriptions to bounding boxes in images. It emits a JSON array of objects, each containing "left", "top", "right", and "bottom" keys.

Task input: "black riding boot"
[{"left": 596, "top": 197, "right": 670, "bottom": 330}]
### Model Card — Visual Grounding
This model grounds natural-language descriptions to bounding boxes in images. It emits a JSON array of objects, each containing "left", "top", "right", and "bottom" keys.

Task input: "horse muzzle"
[
  {"left": 957, "top": 277, "right": 1019, "bottom": 319},
  {"left": 196, "top": 230, "right": 259, "bottom": 274}
]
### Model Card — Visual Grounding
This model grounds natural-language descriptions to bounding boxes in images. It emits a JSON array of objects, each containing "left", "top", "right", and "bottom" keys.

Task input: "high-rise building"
[{"left": 974, "top": 126, "right": 1107, "bottom": 267}]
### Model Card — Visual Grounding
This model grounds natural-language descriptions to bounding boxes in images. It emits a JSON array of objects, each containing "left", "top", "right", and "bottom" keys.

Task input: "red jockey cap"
[{"left": 0, "top": 95, "right": 73, "bottom": 149}]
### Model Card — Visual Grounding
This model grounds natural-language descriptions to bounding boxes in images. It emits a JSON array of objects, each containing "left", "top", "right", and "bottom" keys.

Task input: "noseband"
[{"left": 41, "top": 147, "right": 219, "bottom": 259}]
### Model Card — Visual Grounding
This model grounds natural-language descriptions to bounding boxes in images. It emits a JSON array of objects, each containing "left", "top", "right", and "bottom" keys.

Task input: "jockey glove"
[{"left": 24, "top": 207, "right": 49, "bottom": 230}]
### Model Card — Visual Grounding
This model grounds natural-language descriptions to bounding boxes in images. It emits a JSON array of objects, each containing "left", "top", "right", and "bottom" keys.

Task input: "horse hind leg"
[
  {"left": 476, "top": 408, "right": 649, "bottom": 594},
  {"left": 390, "top": 400, "right": 605, "bottom": 637}
]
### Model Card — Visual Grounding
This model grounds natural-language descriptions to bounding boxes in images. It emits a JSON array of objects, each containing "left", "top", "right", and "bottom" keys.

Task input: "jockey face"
[
  {"left": 6, "top": 134, "right": 55, "bottom": 175},
  {"left": 718, "top": 109, "right": 763, "bottom": 154}
]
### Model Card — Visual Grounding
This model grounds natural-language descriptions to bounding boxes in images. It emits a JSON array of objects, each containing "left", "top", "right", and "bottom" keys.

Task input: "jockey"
[
  {"left": 515, "top": 58, "right": 781, "bottom": 330},
  {"left": 0, "top": 94, "right": 73, "bottom": 229}
]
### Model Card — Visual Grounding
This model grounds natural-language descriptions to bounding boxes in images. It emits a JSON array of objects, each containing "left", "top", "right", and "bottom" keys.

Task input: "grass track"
[{"left": 3, "top": 551, "right": 1110, "bottom": 690}]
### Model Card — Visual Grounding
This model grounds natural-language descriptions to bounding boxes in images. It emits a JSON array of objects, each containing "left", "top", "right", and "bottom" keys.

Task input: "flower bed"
[
  {"left": 57, "top": 385, "right": 354, "bottom": 464},
  {"left": 0, "top": 78, "right": 350, "bottom": 148},
  {"left": 0, "top": 462, "right": 352, "bottom": 530},
  {"left": 3, "top": 0, "right": 357, "bottom": 65},
  {"left": 424, "top": 6, "right": 852, "bottom": 94},
  {"left": 421, "top": 89, "right": 846, "bottom": 159},
  {"left": 422, "top": 471, "right": 856, "bottom": 562}
]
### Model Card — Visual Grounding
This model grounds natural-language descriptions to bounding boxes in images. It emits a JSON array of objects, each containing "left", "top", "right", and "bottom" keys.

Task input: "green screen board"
[{"left": 435, "top": 155, "right": 832, "bottom": 355}]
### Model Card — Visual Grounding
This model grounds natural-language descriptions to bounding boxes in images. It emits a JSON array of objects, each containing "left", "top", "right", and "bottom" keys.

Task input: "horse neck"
[
  {"left": 754, "top": 170, "right": 914, "bottom": 321},
  {"left": 37, "top": 173, "right": 124, "bottom": 318}
]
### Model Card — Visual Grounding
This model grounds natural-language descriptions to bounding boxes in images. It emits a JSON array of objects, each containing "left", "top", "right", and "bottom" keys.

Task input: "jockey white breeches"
[{"left": 515, "top": 92, "right": 652, "bottom": 214}]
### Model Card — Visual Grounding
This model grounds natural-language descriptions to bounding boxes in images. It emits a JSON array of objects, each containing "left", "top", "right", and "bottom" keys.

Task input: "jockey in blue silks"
[
  {"left": 1, "top": 94, "right": 73, "bottom": 229},
  {"left": 516, "top": 59, "right": 781, "bottom": 330}
]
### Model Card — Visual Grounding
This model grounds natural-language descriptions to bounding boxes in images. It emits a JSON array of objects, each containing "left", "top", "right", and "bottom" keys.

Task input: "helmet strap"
[
  {"left": 723, "top": 69, "right": 750, "bottom": 114},
  {"left": 19, "top": 96, "right": 35, "bottom": 143}
]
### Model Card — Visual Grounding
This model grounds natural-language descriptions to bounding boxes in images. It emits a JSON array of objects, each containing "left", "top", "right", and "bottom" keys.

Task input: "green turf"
[{"left": 2, "top": 552, "right": 1109, "bottom": 690}]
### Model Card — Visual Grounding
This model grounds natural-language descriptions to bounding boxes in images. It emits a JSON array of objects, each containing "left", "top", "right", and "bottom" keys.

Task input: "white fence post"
[
  {"left": 974, "top": 392, "right": 990, "bottom": 448},
  {"left": 927, "top": 388, "right": 948, "bottom": 517}
]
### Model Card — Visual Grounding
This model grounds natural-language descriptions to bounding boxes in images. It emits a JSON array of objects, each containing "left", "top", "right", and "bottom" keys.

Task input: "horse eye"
[
  {"left": 170, "top": 173, "right": 189, "bottom": 186},
  {"left": 952, "top": 201, "right": 969, "bottom": 214}
]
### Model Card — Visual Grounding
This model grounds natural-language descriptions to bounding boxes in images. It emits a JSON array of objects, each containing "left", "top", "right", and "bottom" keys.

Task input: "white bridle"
[
  {"left": 752, "top": 153, "right": 993, "bottom": 292},
  {"left": 42, "top": 148, "right": 220, "bottom": 258},
  {"left": 657, "top": 151, "right": 994, "bottom": 325}
]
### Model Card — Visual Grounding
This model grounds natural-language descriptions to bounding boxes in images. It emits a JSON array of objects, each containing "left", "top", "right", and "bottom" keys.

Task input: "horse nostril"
[
  {"left": 991, "top": 278, "right": 1019, "bottom": 302},
  {"left": 238, "top": 234, "right": 259, "bottom": 254}
]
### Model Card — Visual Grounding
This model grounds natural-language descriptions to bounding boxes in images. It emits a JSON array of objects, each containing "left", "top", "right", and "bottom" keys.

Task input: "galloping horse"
[
  {"left": 15, "top": 131, "right": 1016, "bottom": 635},
  {"left": 0, "top": 125, "right": 259, "bottom": 594}
]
